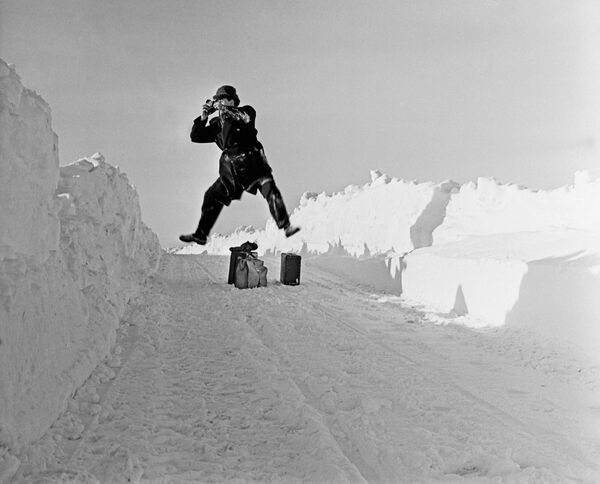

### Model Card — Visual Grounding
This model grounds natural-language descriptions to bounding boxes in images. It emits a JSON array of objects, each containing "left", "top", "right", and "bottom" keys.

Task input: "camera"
[{"left": 204, "top": 99, "right": 216, "bottom": 115}]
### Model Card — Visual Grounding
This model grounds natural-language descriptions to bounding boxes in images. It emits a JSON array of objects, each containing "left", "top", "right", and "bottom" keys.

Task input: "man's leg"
[
  {"left": 259, "top": 179, "right": 299, "bottom": 237},
  {"left": 259, "top": 179, "right": 289, "bottom": 229},
  {"left": 180, "top": 178, "right": 231, "bottom": 244},
  {"left": 196, "top": 178, "right": 231, "bottom": 236}
]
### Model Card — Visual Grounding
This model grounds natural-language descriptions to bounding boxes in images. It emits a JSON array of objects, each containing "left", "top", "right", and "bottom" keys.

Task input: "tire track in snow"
[
  {"left": 64, "top": 318, "right": 141, "bottom": 469},
  {"left": 60, "top": 258, "right": 181, "bottom": 478},
  {"left": 189, "top": 255, "right": 224, "bottom": 288},
  {"left": 19, "top": 254, "right": 369, "bottom": 483},
  {"left": 293, "top": 260, "right": 579, "bottom": 434},
  {"left": 201, "top": 255, "right": 440, "bottom": 481},
  {"left": 17, "top": 254, "right": 599, "bottom": 482},
  {"left": 193, "top": 255, "right": 382, "bottom": 480},
  {"left": 224, "top": 255, "right": 600, "bottom": 482},
  {"left": 313, "top": 301, "right": 528, "bottom": 429},
  {"left": 190, "top": 255, "right": 370, "bottom": 483},
  {"left": 300, "top": 260, "right": 600, "bottom": 474}
]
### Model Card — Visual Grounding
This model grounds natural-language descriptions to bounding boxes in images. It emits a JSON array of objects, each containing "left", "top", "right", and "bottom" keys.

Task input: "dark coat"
[{"left": 191, "top": 105, "right": 272, "bottom": 193}]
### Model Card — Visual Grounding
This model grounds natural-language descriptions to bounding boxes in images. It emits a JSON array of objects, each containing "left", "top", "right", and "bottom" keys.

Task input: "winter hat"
[{"left": 213, "top": 85, "right": 240, "bottom": 105}]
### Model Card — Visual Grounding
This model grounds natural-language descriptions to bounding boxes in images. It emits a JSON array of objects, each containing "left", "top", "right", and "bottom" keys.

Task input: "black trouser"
[{"left": 195, "top": 177, "right": 290, "bottom": 237}]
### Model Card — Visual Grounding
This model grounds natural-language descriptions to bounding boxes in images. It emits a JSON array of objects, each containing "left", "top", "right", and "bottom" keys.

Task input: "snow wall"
[
  {"left": 401, "top": 173, "right": 600, "bottom": 357},
  {"left": 176, "top": 167, "right": 600, "bottom": 358},
  {"left": 177, "top": 171, "right": 461, "bottom": 258},
  {"left": 0, "top": 59, "right": 161, "bottom": 451}
]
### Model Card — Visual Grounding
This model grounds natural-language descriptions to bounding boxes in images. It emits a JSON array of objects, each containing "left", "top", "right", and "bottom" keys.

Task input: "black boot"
[
  {"left": 179, "top": 232, "right": 207, "bottom": 245},
  {"left": 284, "top": 225, "right": 301, "bottom": 238}
]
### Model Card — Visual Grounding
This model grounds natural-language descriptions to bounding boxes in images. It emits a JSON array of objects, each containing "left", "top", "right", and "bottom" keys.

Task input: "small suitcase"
[{"left": 280, "top": 253, "right": 301, "bottom": 285}]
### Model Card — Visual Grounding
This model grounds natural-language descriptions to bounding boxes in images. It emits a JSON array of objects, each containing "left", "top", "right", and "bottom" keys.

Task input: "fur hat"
[{"left": 213, "top": 85, "right": 240, "bottom": 105}]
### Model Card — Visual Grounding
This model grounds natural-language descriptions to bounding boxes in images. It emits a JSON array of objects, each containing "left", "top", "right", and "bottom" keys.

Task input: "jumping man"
[{"left": 180, "top": 85, "right": 300, "bottom": 245}]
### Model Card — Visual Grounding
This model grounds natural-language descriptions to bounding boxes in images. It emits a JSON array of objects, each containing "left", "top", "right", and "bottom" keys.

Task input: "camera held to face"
[{"left": 204, "top": 99, "right": 217, "bottom": 115}]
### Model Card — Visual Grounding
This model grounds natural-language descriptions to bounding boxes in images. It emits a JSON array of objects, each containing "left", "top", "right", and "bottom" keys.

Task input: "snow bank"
[
  {"left": 175, "top": 171, "right": 599, "bottom": 260},
  {"left": 177, "top": 171, "right": 460, "bottom": 257},
  {"left": 433, "top": 172, "right": 600, "bottom": 244},
  {"left": 0, "top": 58, "right": 161, "bottom": 452},
  {"left": 401, "top": 176, "right": 600, "bottom": 359},
  {"left": 402, "top": 231, "right": 600, "bottom": 340}
]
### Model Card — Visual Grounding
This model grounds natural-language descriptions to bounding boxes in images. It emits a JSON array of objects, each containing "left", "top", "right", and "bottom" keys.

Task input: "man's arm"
[
  {"left": 190, "top": 116, "right": 220, "bottom": 143},
  {"left": 219, "top": 105, "right": 254, "bottom": 124}
]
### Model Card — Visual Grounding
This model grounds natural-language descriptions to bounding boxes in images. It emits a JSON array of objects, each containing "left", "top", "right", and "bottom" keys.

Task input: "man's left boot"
[{"left": 284, "top": 225, "right": 301, "bottom": 238}]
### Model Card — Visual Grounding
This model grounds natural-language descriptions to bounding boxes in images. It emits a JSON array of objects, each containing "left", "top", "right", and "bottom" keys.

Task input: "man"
[{"left": 180, "top": 85, "right": 300, "bottom": 245}]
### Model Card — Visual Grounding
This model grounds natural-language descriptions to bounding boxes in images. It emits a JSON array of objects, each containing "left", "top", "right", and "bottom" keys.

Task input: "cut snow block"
[{"left": 281, "top": 253, "right": 301, "bottom": 285}]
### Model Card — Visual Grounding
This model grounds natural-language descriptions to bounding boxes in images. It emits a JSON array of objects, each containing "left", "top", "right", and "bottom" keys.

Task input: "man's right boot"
[{"left": 179, "top": 232, "right": 208, "bottom": 245}]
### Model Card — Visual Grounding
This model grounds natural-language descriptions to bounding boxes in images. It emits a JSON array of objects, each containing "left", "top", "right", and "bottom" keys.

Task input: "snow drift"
[
  {"left": 176, "top": 167, "right": 600, "bottom": 359},
  {"left": 0, "top": 58, "right": 161, "bottom": 451},
  {"left": 178, "top": 170, "right": 460, "bottom": 257},
  {"left": 402, "top": 174, "right": 600, "bottom": 358}
]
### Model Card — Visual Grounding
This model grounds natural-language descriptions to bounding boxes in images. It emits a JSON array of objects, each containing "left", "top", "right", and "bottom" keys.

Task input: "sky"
[{"left": 1, "top": 0, "right": 599, "bottom": 247}]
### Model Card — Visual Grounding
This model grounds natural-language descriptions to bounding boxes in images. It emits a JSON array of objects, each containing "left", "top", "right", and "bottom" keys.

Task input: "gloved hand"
[{"left": 201, "top": 99, "right": 215, "bottom": 120}]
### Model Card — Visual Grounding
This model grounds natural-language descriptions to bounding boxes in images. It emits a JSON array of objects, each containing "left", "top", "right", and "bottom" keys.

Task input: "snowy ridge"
[
  {"left": 401, "top": 175, "right": 600, "bottom": 357},
  {"left": 433, "top": 171, "right": 600, "bottom": 244},
  {"left": 177, "top": 170, "right": 599, "bottom": 257},
  {"left": 0, "top": 59, "right": 161, "bottom": 452},
  {"left": 0, "top": 60, "right": 59, "bottom": 259},
  {"left": 178, "top": 170, "right": 460, "bottom": 257}
]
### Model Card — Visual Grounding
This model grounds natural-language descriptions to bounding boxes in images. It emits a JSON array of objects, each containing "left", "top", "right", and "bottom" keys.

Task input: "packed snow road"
[{"left": 15, "top": 254, "right": 600, "bottom": 483}]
